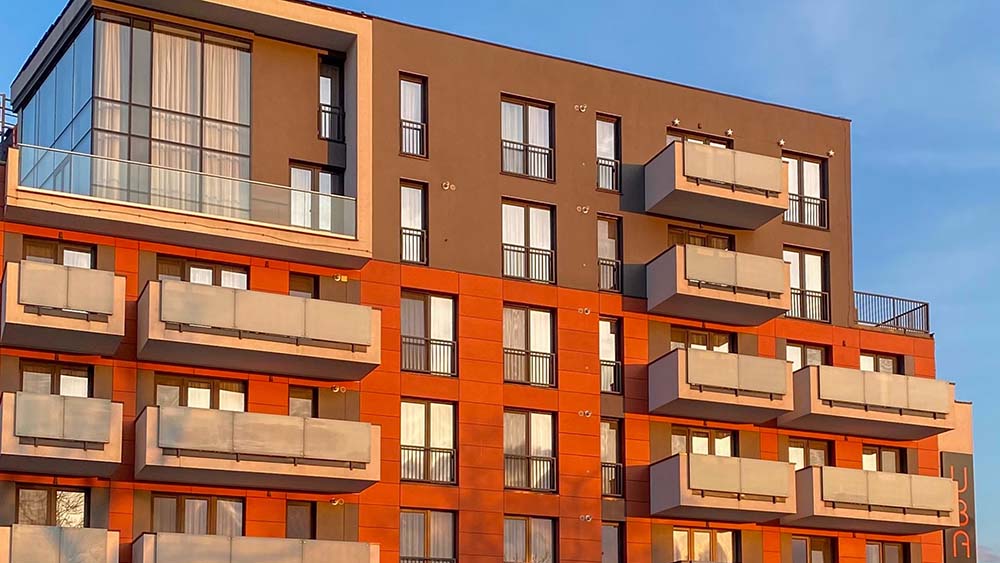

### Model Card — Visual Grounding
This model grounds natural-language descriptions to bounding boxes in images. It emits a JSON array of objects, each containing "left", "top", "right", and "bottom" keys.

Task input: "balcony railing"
[
  {"left": 855, "top": 291, "right": 930, "bottom": 334},
  {"left": 400, "top": 119, "right": 427, "bottom": 156},
  {"left": 401, "top": 227, "right": 427, "bottom": 264},
  {"left": 600, "top": 360, "right": 623, "bottom": 394},
  {"left": 400, "top": 445, "right": 456, "bottom": 484},
  {"left": 401, "top": 558, "right": 456, "bottom": 563},
  {"left": 501, "top": 140, "right": 554, "bottom": 180},
  {"left": 598, "top": 258, "right": 621, "bottom": 292},
  {"left": 601, "top": 462, "right": 623, "bottom": 497},
  {"left": 0, "top": 93, "right": 16, "bottom": 155},
  {"left": 597, "top": 157, "right": 620, "bottom": 191},
  {"left": 17, "top": 145, "right": 357, "bottom": 238},
  {"left": 504, "top": 454, "right": 556, "bottom": 491},
  {"left": 401, "top": 336, "right": 457, "bottom": 376},
  {"left": 502, "top": 244, "right": 554, "bottom": 283},
  {"left": 503, "top": 348, "right": 555, "bottom": 387},
  {"left": 789, "top": 288, "right": 830, "bottom": 322},
  {"left": 319, "top": 104, "right": 344, "bottom": 142},
  {"left": 785, "top": 193, "right": 828, "bottom": 228}
]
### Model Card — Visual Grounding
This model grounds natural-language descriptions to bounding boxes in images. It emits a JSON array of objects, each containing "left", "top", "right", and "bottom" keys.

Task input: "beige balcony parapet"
[
  {"left": 131, "top": 533, "right": 379, "bottom": 563},
  {"left": 0, "top": 525, "right": 119, "bottom": 563}
]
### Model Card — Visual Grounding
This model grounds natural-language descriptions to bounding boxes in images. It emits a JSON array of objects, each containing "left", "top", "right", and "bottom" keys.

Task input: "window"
[
  {"left": 501, "top": 97, "right": 554, "bottom": 180},
  {"left": 596, "top": 115, "right": 620, "bottom": 191},
  {"left": 861, "top": 352, "right": 901, "bottom": 374},
  {"left": 601, "top": 419, "right": 623, "bottom": 497},
  {"left": 290, "top": 164, "right": 347, "bottom": 233},
  {"left": 400, "top": 510, "right": 455, "bottom": 563},
  {"left": 401, "top": 182, "right": 427, "bottom": 264},
  {"left": 668, "top": 226, "right": 733, "bottom": 250},
  {"left": 286, "top": 501, "right": 315, "bottom": 540},
  {"left": 288, "top": 386, "right": 316, "bottom": 418},
  {"left": 502, "top": 200, "right": 554, "bottom": 283},
  {"left": 400, "top": 74, "right": 427, "bottom": 157},
  {"left": 672, "top": 528, "right": 736, "bottom": 563},
  {"left": 153, "top": 494, "right": 243, "bottom": 536},
  {"left": 788, "top": 439, "right": 829, "bottom": 470},
  {"left": 156, "top": 257, "right": 247, "bottom": 289},
  {"left": 601, "top": 522, "right": 623, "bottom": 563},
  {"left": 319, "top": 60, "right": 343, "bottom": 142},
  {"left": 21, "top": 362, "right": 91, "bottom": 398},
  {"left": 23, "top": 238, "right": 95, "bottom": 268},
  {"left": 786, "top": 342, "right": 827, "bottom": 372},
  {"left": 16, "top": 486, "right": 87, "bottom": 527},
  {"left": 867, "top": 542, "right": 906, "bottom": 563},
  {"left": 155, "top": 375, "right": 246, "bottom": 411},
  {"left": 401, "top": 400, "right": 456, "bottom": 484},
  {"left": 401, "top": 291, "right": 456, "bottom": 376},
  {"left": 504, "top": 516, "right": 555, "bottom": 563},
  {"left": 598, "top": 216, "right": 621, "bottom": 292},
  {"left": 671, "top": 426, "right": 735, "bottom": 457},
  {"left": 863, "top": 445, "right": 904, "bottom": 473},
  {"left": 666, "top": 129, "right": 730, "bottom": 148},
  {"left": 670, "top": 328, "right": 734, "bottom": 353},
  {"left": 600, "top": 318, "right": 622, "bottom": 394},
  {"left": 784, "top": 248, "right": 829, "bottom": 322},
  {"left": 504, "top": 411, "right": 555, "bottom": 491},
  {"left": 792, "top": 536, "right": 834, "bottom": 563},
  {"left": 503, "top": 305, "right": 555, "bottom": 386},
  {"left": 783, "top": 154, "right": 827, "bottom": 228}
]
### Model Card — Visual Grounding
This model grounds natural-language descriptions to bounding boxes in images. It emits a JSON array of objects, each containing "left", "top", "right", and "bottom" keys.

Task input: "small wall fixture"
[
  {"left": 333, "top": 274, "right": 349, "bottom": 283},
  {"left": 579, "top": 515, "right": 593, "bottom": 522},
  {"left": 575, "top": 104, "right": 588, "bottom": 113},
  {"left": 577, "top": 307, "right": 591, "bottom": 315},
  {"left": 778, "top": 138, "right": 786, "bottom": 146},
  {"left": 441, "top": 181, "right": 456, "bottom": 191},
  {"left": 330, "top": 498, "right": 345, "bottom": 506},
  {"left": 725, "top": 128, "right": 734, "bottom": 137},
  {"left": 672, "top": 118, "right": 681, "bottom": 126},
  {"left": 576, "top": 205, "right": 590, "bottom": 214},
  {"left": 827, "top": 149, "right": 835, "bottom": 157},
  {"left": 578, "top": 410, "right": 592, "bottom": 417}
]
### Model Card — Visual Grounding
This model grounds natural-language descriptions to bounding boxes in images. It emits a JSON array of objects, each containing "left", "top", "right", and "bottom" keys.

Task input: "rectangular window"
[
  {"left": 786, "top": 342, "right": 827, "bottom": 372},
  {"left": 668, "top": 226, "right": 733, "bottom": 250},
  {"left": 597, "top": 215, "right": 621, "bottom": 292},
  {"left": 23, "top": 238, "right": 95, "bottom": 268},
  {"left": 867, "top": 541, "right": 906, "bottom": 563},
  {"left": 501, "top": 97, "right": 554, "bottom": 180},
  {"left": 156, "top": 256, "right": 247, "bottom": 289},
  {"left": 400, "top": 74, "right": 427, "bottom": 157},
  {"left": 400, "top": 510, "right": 455, "bottom": 563},
  {"left": 16, "top": 486, "right": 87, "bottom": 528},
  {"left": 596, "top": 115, "right": 620, "bottom": 191},
  {"left": 401, "top": 400, "right": 456, "bottom": 484},
  {"left": 860, "top": 352, "right": 901, "bottom": 374},
  {"left": 504, "top": 516, "right": 555, "bottom": 563},
  {"left": 601, "top": 522, "right": 622, "bottom": 563},
  {"left": 503, "top": 305, "right": 555, "bottom": 387},
  {"left": 401, "top": 182, "right": 427, "bottom": 264},
  {"left": 401, "top": 291, "right": 456, "bottom": 376},
  {"left": 502, "top": 200, "right": 554, "bottom": 283},
  {"left": 288, "top": 274, "right": 317, "bottom": 299},
  {"left": 289, "top": 163, "right": 347, "bottom": 233},
  {"left": 672, "top": 528, "right": 736, "bottom": 563},
  {"left": 783, "top": 153, "right": 828, "bottom": 228},
  {"left": 784, "top": 247, "right": 829, "bottom": 322},
  {"left": 152, "top": 494, "right": 243, "bottom": 536},
  {"left": 671, "top": 426, "right": 735, "bottom": 457},
  {"left": 155, "top": 375, "right": 246, "bottom": 411},
  {"left": 286, "top": 501, "right": 315, "bottom": 540},
  {"left": 788, "top": 439, "right": 830, "bottom": 470},
  {"left": 670, "top": 327, "right": 734, "bottom": 353},
  {"left": 503, "top": 411, "right": 555, "bottom": 491},
  {"left": 862, "top": 446, "right": 904, "bottom": 473},
  {"left": 792, "top": 536, "right": 834, "bottom": 563},
  {"left": 599, "top": 318, "right": 622, "bottom": 394},
  {"left": 601, "top": 419, "right": 623, "bottom": 497},
  {"left": 21, "top": 362, "right": 91, "bottom": 398},
  {"left": 319, "top": 60, "right": 343, "bottom": 142},
  {"left": 288, "top": 386, "right": 316, "bottom": 418}
]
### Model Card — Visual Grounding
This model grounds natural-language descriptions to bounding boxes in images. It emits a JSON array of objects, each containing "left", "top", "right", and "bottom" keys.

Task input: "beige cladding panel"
[
  {"left": 235, "top": 291, "right": 307, "bottom": 338},
  {"left": 817, "top": 367, "right": 866, "bottom": 404},
  {"left": 63, "top": 396, "right": 113, "bottom": 443},
  {"left": 230, "top": 536, "right": 301, "bottom": 562},
  {"left": 13, "top": 392, "right": 63, "bottom": 440},
  {"left": 157, "top": 406, "right": 234, "bottom": 452},
  {"left": 66, "top": 267, "right": 116, "bottom": 314},
  {"left": 911, "top": 474, "right": 957, "bottom": 512},
  {"left": 304, "top": 418, "right": 372, "bottom": 464},
  {"left": 907, "top": 377, "right": 953, "bottom": 415},
  {"left": 685, "top": 246, "right": 736, "bottom": 286},
  {"left": 15, "top": 393, "right": 114, "bottom": 448},
  {"left": 864, "top": 371, "right": 909, "bottom": 410},
  {"left": 738, "top": 355, "right": 788, "bottom": 395},
  {"left": 820, "top": 466, "right": 869, "bottom": 504},
  {"left": 232, "top": 411, "right": 306, "bottom": 458},
  {"left": 686, "top": 349, "right": 739, "bottom": 389},
  {"left": 160, "top": 281, "right": 236, "bottom": 329},
  {"left": 867, "top": 471, "right": 912, "bottom": 508},
  {"left": 688, "top": 454, "right": 741, "bottom": 494},
  {"left": 684, "top": 143, "right": 735, "bottom": 185},
  {"left": 733, "top": 150, "right": 783, "bottom": 193},
  {"left": 18, "top": 261, "right": 69, "bottom": 310},
  {"left": 740, "top": 458, "right": 790, "bottom": 498},
  {"left": 156, "top": 533, "right": 230, "bottom": 561},
  {"left": 305, "top": 299, "right": 373, "bottom": 347},
  {"left": 736, "top": 253, "right": 786, "bottom": 295},
  {"left": 302, "top": 540, "right": 375, "bottom": 562}
]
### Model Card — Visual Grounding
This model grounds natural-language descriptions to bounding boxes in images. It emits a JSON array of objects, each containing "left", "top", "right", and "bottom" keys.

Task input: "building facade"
[{"left": 0, "top": 1, "right": 976, "bottom": 563}]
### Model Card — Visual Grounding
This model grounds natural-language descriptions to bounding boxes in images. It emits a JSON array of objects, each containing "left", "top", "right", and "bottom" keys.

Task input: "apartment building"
[{"left": 0, "top": 1, "right": 977, "bottom": 563}]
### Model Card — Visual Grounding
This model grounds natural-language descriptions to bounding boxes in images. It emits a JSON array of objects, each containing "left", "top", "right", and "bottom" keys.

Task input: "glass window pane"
[
  {"left": 862, "top": 449, "right": 878, "bottom": 472},
  {"left": 601, "top": 524, "right": 619, "bottom": 563},
  {"left": 805, "top": 347, "right": 824, "bottom": 367},
  {"left": 401, "top": 185, "right": 424, "bottom": 229},
  {"left": 596, "top": 120, "right": 616, "bottom": 159},
  {"left": 400, "top": 80, "right": 423, "bottom": 122},
  {"left": 503, "top": 412, "right": 526, "bottom": 455},
  {"left": 714, "top": 432, "right": 732, "bottom": 457},
  {"left": 671, "top": 432, "right": 688, "bottom": 456},
  {"left": 187, "top": 383, "right": 211, "bottom": 409},
  {"left": 693, "top": 530, "right": 712, "bottom": 561},
  {"left": 792, "top": 538, "right": 808, "bottom": 563},
  {"left": 95, "top": 19, "right": 130, "bottom": 102},
  {"left": 429, "top": 511, "right": 454, "bottom": 559},
  {"left": 59, "top": 372, "right": 90, "bottom": 398},
  {"left": 881, "top": 450, "right": 899, "bottom": 473},
  {"left": 215, "top": 499, "right": 243, "bottom": 536},
  {"left": 810, "top": 446, "right": 827, "bottom": 467},
  {"left": 789, "top": 444, "right": 805, "bottom": 471},
  {"left": 289, "top": 396, "right": 313, "bottom": 418},
  {"left": 152, "top": 28, "right": 201, "bottom": 115},
  {"left": 63, "top": 249, "right": 92, "bottom": 269},
  {"left": 55, "top": 491, "right": 86, "bottom": 528},
  {"left": 218, "top": 382, "right": 245, "bottom": 412},
  {"left": 786, "top": 344, "right": 802, "bottom": 371},
  {"left": 189, "top": 266, "right": 213, "bottom": 285},
  {"left": 156, "top": 384, "right": 180, "bottom": 407},
  {"left": 879, "top": 357, "right": 896, "bottom": 374},
  {"left": 691, "top": 432, "right": 710, "bottom": 455},
  {"left": 400, "top": 511, "right": 426, "bottom": 557},
  {"left": 17, "top": 489, "right": 49, "bottom": 525},
  {"left": 673, "top": 529, "right": 689, "bottom": 561},
  {"left": 715, "top": 531, "right": 734, "bottom": 563},
  {"left": 866, "top": 543, "right": 881, "bottom": 563},
  {"left": 530, "top": 518, "right": 553, "bottom": 563},
  {"left": 860, "top": 354, "right": 875, "bottom": 372},
  {"left": 501, "top": 102, "right": 524, "bottom": 142},
  {"left": 221, "top": 269, "right": 247, "bottom": 290},
  {"left": 503, "top": 518, "right": 526, "bottom": 563},
  {"left": 184, "top": 498, "right": 208, "bottom": 535},
  {"left": 884, "top": 545, "right": 902, "bottom": 563},
  {"left": 286, "top": 503, "right": 312, "bottom": 539},
  {"left": 153, "top": 497, "right": 177, "bottom": 533},
  {"left": 23, "top": 370, "right": 53, "bottom": 394}
]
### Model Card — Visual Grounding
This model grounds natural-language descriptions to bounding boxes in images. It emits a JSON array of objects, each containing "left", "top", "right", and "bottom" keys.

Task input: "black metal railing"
[
  {"left": 599, "top": 258, "right": 621, "bottom": 292},
  {"left": 503, "top": 348, "right": 555, "bottom": 387},
  {"left": 401, "top": 119, "right": 427, "bottom": 156},
  {"left": 785, "top": 193, "right": 828, "bottom": 228},
  {"left": 401, "top": 335, "right": 457, "bottom": 376},
  {"left": 400, "top": 445, "right": 457, "bottom": 484},
  {"left": 401, "top": 558, "right": 456, "bottom": 563},
  {"left": 318, "top": 104, "right": 344, "bottom": 142},
  {"left": 600, "top": 360, "right": 623, "bottom": 394},
  {"left": 502, "top": 244, "right": 554, "bottom": 283},
  {"left": 597, "top": 157, "right": 620, "bottom": 191},
  {"left": 1, "top": 93, "right": 17, "bottom": 159},
  {"left": 602, "top": 462, "right": 623, "bottom": 497},
  {"left": 504, "top": 454, "right": 556, "bottom": 491},
  {"left": 788, "top": 288, "right": 830, "bottom": 322},
  {"left": 501, "top": 140, "right": 554, "bottom": 180},
  {"left": 401, "top": 227, "right": 427, "bottom": 264},
  {"left": 855, "top": 291, "right": 930, "bottom": 334}
]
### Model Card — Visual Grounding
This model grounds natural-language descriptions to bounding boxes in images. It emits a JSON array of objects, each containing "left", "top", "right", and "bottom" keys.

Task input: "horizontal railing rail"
[
  {"left": 600, "top": 360, "right": 623, "bottom": 394},
  {"left": 0, "top": 93, "right": 16, "bottom": 155},
  {"left": 318, "top": 104, "right": 344, "bottom": 142},
  {"left": 400, "top": 119, "right": 427, "bottom": 156},
  {"left": 598, "top": 258, "right": 622, "bottom": 292},
  {"left": 501, "top": 139, "right": 554, "bottom": 180},
  {"left": 597, "top": 157, "right": 620, "bottom": 191},
  {"left": 400, "top": 445, "right": 456, "bottom": 484},
  {"left": 401, "top": 335, "right": 457, "bottom": 376},
  {"left": 401, "top": 227, "right": 427, "bottom": 264},
  {"left": 788, "top": 288, "right": 830, "bottom": 322},
  {"left": 785, "top": 193, "right": 828, "bottom": 228},
  {"left": 502, "top": 244, "right": 554, "bottom": 283},
  {"left": 602, "top": 461, "right": 624, "bottom": 497},
  {"left": 401, "top": 558, "right": 457, "bottom": 563},
  {"left": 854, "top": 291, "right": 930, "bottom": 334},
  {"left": 503, "top": 348, "right": 555, "bottom": 387},
  {"left": 504, "top": 454, "right": 556, "bottom": 491}
]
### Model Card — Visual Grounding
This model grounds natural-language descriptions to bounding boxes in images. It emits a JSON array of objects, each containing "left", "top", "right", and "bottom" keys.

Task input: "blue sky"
[{"left": 1, "top": 0, "right": 996, "bottom": 555}]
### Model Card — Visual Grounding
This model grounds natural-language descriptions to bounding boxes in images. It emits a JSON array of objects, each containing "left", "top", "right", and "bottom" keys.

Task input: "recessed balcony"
[
  {"left": 0, "top": 392, "right": 123, "bottom": 477},
  {"left": 134, "top": 406, "right": 380, "bottom": 493},
  {"left": 649, "top": 453, "right": 796, "bottom": 522},
  {"left": 646, "top": 245, "right": 789, "bottom": 325},
  {"left": 782, "top": 466, "right": 959, "bottom": 534},
  {"left": 132, "top": 533, "right": 379, "bottom": 563},
  {"left": 777, "top": 366, "right": 956, "bottom": 440},
  {"left": 644, "top": 142, "right": 787, "bottom": 229},
  {"left": 0, "top": 260, "right": 125, "bottom": 355},
  {"left": 137, "top": 280, "right": 381, "bottom": 380},
  {"left": 0, "top": 525, "right": 119, "bottom": 563},
  {"left": 648, "top": 348, "right": 793, "bottom": 423}
]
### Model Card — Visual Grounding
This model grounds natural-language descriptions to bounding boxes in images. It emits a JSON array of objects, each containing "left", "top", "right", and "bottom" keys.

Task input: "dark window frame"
[
  {"left": 501, "top": 199, "right": 555, "bottom": 284},
  {"left": 503, "top": 515, "right": 557, "bottom": 562},
  {"left": 20, "top": 361, "right": 93, "bottom": 397},
  {"left": 23, "top": 237, "right": 96, "bottom": 268},
  {"left": 15, "top": 484, "right": 89, "bottom": 527},
  {"left": 671, "top": 527, "right": 739, "bottom": 562},
  {"left": 285, "top": 500, "right": 316, "bottom": 540},
  {"left": 399, "top": 73, "right": 428, "bottom": 158},
  {"left": 400, "top": 290, "right": 457, "bottom": 377},
  {"left": 399, "top": 508, "right": 456, "bottom": 562},
  {"left": 791, "top": 535, "right": 835, "bottom": 563},
  {"left": 503, "top": 303, "right": 556, "bottom": 387},
  {"left": 500, "top": 95, "right": 555, "bottom": 182},
  {"left": 595, "top": 114, "right": 621, "bottom": 192},
  {"left": 400, "top": 398, "right": 457, "bottom": 485},
  {"left": 288, "top": 273, "right": 318, "bottom": 299},
  {"left": 600, "top": 418, "right": 623, "bottom": 497},
  {"left": 787, "top": 438, "right": 831, "bottom": 469},
  {"left": 782, "top": 151, "right": 829, "bottom": 230},
  {"left": 670, "top": 327, "right": 736, "bottom": 353},
  {"left": 288, "top": 386, "right": 317, "bottom": 418},
  {"left": 318, "top": 57, "right": 345, "bottom": 143},
  {"left": 503, "top": 409, "right": 557, "bottom": 492},
  {"left": 156, "top": 256, "right": 248, "bottom": 288},
  {"left": 400, "top": 180, "right": 428, "bottom": 265},
  {"left": 599, "top": 317, "right": 623, "bottom": 394},
  {"left": 860, "top": 351, "right": 902, "bottom": 375},
  {"left": 597, "top": 214, "right": 622, "bottom": 293},
  {"left": 154, "top": 374, "right": 247, "bottom": 411},
  {"left": 151, "top": 493, "right": 245, "bottom": 535},
  {"left": 671, "top": 425, "right": 738, "bottom": 457},
  {"left": 862, "top": 445, "right": 905, "bottom": 473},
  {"left": 784, "top": 246, "right": 831, "bottom": 323},
  {"left": 668, "top": 226, "right": 734, "bottom": 251},
  {"left": 866, "top": 541, "right": 908, "bottom": 563}
]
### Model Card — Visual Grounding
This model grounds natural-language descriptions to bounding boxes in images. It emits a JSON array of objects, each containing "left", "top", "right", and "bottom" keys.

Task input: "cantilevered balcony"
[
  {"left": 0, "top": 525, "right": 119, "bottom": 563},
  {"left": 649, "top": 453, "right": 796, "bottom": 522},
  {"left": 646, "top": 245, "right": 789, "bottom": 325},
  {"left": 0, "top": 260, "right": 125, "bottom": 355},
  {"left": 0, "top": 392, "right": 123, "bottom": 477},
  {"left": 645, "top": 142, "right": 787, "bottom": 229},
  {"left": 134, "top": 406, "right": 380, "bottom": 492},
  {"left": 137, "top": 281, "right": 380, "bottom": 380},
  {"left": 649, "top": 349, "right": 793, "bottom": 423},
  {"left": 132, "top": 533, "right": 379, "bottom": 563},
  {"left": 777, "top": 366, "right": 956, "bottom": 440},
  {"left": 782, "top": 466, "right": 959, "bottom": 534}
]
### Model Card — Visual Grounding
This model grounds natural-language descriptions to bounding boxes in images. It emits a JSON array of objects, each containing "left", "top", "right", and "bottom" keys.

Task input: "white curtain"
[
  {"left": 429, "top": 403, "right": 453, "bottom": 449},
  {"left": 598, "top": 219, "right": 616, "bottom": 259},
  {"left": 502, "top": 204, "right": 525, "bottom": 245},
  {"left": 501, "top": 102, "right": 523, "bottom": 142},
  {"left": 596, "top": 119, "right": 615, "bottom": 159},
  {"left": 202, "top": 151, "right": 249, "bottom": 218},
  {"left": 400, "top": 80, "right": 423, "bottom": 122},
  {"left": 92, "top": 131, "right": 127, "bottom": 200},
  {"left": 804, "top": 253, "right": 823, "bottom": 292},
  {"left": 673, "top": 530, "right": 690, "bottom": 561},
  {"left": 693, "top": 531, "right": 712, "bottom": 561},
  {"left": 401, "top": 295, "right": 426, "bottom": 339},
  {"left": 504, "top": 518, "right": 527, "bottom": 563},
  {"left": 530, "top": 518, "right": 553, "bottom": 563},
  {"left": 400, "top": 512, "right": 425, "bottom": 558},
  {"left": 290, "top": 167, "right": 313, "bottom": 228},
  {"left": 715, "top": 531, "right": 734, "bottom": 563},
  {"left": 503, "top": 412, "right": 526, "bottom": 455},
  {"left": 783, "top": 157, "right": 800, "bottom": 195},
  {"left": 527, "top": 106, "right": 549, "bottom": 147},
  {"left": 600, "top": 421, "right": 617, "bottom": 463},
  {"left": 802, "top": 161, "right": 821, "bottom": 198},
  {"left": 152, "top": 30, "right": 201, "bottom": 115},
  {"left": 59, "top": 374, "right": 90, "bottom": 398},
  {"left": 429, "top": 512, "right": 454, "bottom": 559},
  {"left": 430, "top": 296, "right": 454, "bottom": 374},
  {"left": 401, "top": 185, "right": 423, "bottom": 229},
  {"left": 95, "top": 20, "right": 129, "bottom": 101},
  {"left": 528, "top": 310, "right": 551, "bottom": 354},
  {"left": 203, "top": 43, "right": 249, "bottom": 126},
  {"left": 783, "top": 250, "right": 800, "bottom": 290},
  {"left": 401, "top": 402, "right": 425, "bottom": 447},
  {"left": 503, "top": 307, "right": 526, "bottom": 350},
  {"left": 183, "top": 499, "right": 208, "bottom": 534},
  {"left": 151, "top": 142, "right": 200, "bottom": 211},
  {"left": 599, "top": 319, "right": 616, "bottom": 362},
  {"left": 528, "top": 207, "right": 550, "bottom": 250},
  {"left": 215, "top": 500, "right": 243, "bottom": 536},
  {"left": 529, "top": 413, "right": 552, "bottom": 457}
]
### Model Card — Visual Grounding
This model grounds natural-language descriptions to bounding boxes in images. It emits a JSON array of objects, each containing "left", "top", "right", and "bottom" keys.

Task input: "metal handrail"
[
  {"left": 600, "top": 360, "right": 623, "bottom": 394},
  {"left": 401, "top": 227, "right": 427, "bottom": 264},
  {"left": 318, "top": 104, "right": 344, "bottom": 142},
  {"left": 597, "top": 157, "right": 620, "bottom": 191},
  {"left": 400, "top": 335, "right": 457, "bottom": 376},
  {"left": 502, "top": 243, "right": 555, "bottom": 283},
  {"left": 400, "top": 445, "right": 456, "bottom": 483},
  {"left": 602, "top": 461, "right": 623, "bottom": 496},
  {"left": 503, "top": 454, "right": 556, "bottom": 491},
  {"left": 503, "top": 348, "right": 555, "bottom": 387},
  {"left": 501, "top": 139, "right": 554, "bottom": 180},
  {"left": 400, "top": 119, "right": 427, "bottom": 156},
  {"left": 854, "top": 291, "right": 930, "bottom": 334},
  {"left": 788, "top": 288, "right": 830, "bottom": 322},
  {"left": 785, "top": 193, "right": 828, "bottom": 228},
  {"left": 598, "top": 258, "right": 621, "bottom": 292}
]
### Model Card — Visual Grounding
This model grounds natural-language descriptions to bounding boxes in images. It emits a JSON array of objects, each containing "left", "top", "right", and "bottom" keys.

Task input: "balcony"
[
  {"left": 132, "top": 533, "right": 379, "bottom": 563},
  {"left": 0, "top": 392, "right": 123, "bottom": 477},
  {"left": 134, "top": 406, "right": 380, "bottom": 492},
  {"left": 648, "top": 349, "right": 793, "bottom": 424},
  {"left": 782, "top": 466, "right": 959, "bottom": 534},
  {"left": 0, "top": 525, "right": 119, "bottom": 563},
  {"left": 644, "top": 142, "right": 787, "bottom": 229},
  {"left": 646, "top": 245, "right": 789, "bottom": 325},
  {"left": 777, "top": 366, "right": 956, "bottom": 440},
  {"left": 0, "top": 260, "right": 125, "bottom": 355},
  {"left": 137, "top": 280, "right": 380, "bottom": 380},
  {"left": 855, "top": 291, "right": 931, "bottom": 334},
  {"left": 650, "top": 453, "right": 796, "bottom": 522}
]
